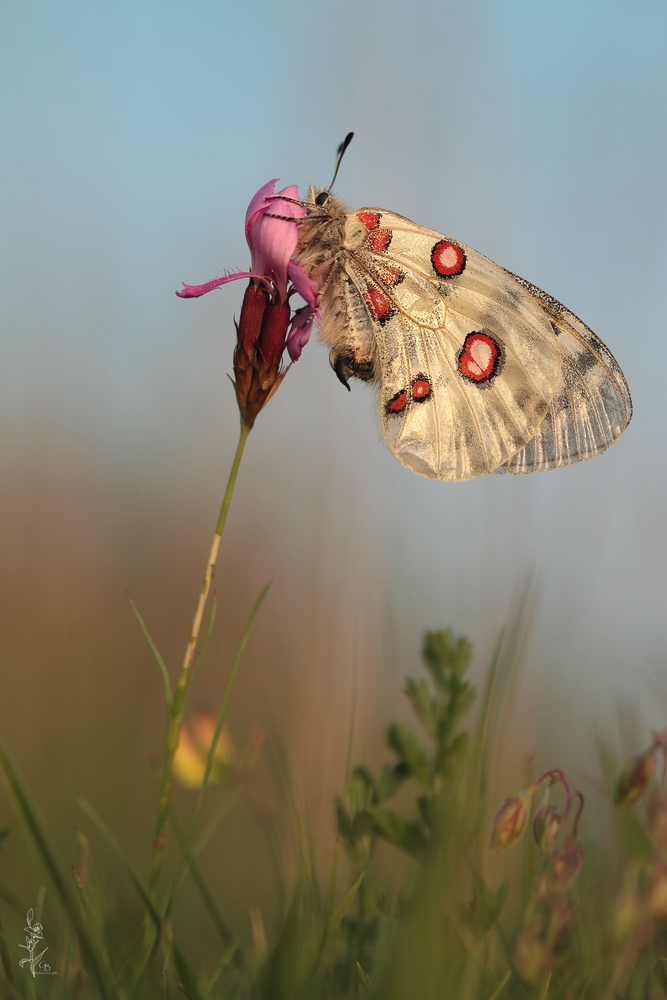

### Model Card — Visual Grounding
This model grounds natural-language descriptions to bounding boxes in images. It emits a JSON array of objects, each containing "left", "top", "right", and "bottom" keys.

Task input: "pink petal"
[
  {"left": 249, "top": 214, "right": 298, "bottom": 296},
  {"left": 245, "top": 179, "right": 279, "bottom": 239},
  {"left": 245, "top": 180, "right": 308, "bottom": 300},
  {"left": 270, "top": 184, "right": 304, "bottom": 214},
  {"left": 286, "top": 307, "right": 318, "bottom": 361},
  {"left": 288, "top": 260, "right": 318, "bottom": 310},
  {"left": 176, "top": 271, "right": 264, "bottom": 298}
]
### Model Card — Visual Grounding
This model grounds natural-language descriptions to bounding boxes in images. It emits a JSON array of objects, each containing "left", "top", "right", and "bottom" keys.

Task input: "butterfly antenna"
[{"left": 327, "top": 132, "right": 354, "bottom": 193}]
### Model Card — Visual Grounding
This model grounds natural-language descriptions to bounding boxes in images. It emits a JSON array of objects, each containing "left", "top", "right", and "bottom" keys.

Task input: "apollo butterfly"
[{"left": 293, "top": 135, "right": 632, "bottom": 481}]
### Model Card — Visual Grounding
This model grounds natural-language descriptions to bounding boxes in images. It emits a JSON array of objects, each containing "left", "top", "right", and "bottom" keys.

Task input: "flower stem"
[{"left": 148, "top": 421, "right": 251, "bottom": 898}]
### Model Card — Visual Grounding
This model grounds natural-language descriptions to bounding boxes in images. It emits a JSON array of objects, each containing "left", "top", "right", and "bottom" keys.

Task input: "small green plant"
[{"left": 336, "top": 629, "right": 476, "bottom": 866}]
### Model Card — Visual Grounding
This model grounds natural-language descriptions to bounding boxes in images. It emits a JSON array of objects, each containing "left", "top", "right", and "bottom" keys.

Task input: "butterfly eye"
[{"left": 315, "top": 191, "right": 330, "bottom": 206}]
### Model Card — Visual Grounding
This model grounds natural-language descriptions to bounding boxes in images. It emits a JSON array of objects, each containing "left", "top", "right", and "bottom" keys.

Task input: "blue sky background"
[{"left": 1, "top": 0, "right": 667, "bottom": 828}]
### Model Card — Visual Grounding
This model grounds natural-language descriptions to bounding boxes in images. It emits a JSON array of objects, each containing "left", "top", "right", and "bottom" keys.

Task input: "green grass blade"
[
  {"left": 168, "top": 807, "right": 240, "bottom": 955},
  {"left": 474, "top": 577, "right": 538, "bottom": 794},
  {"left": 0, "top": 818, "right": 17, "bottom": 844},
  {"left": 0, "top": 738, "right": 116, "bottom": 999},
  {"left": 326, "top": 871, "right": 364, "bottom": 941},
  {"left": 0, "top": 906, "right": 16, "bottom": 991},
  {"left": 164, "top": 583, "right": 271, "bottom": 921},
  {"left": 78, "top": 799, "right": 161, "bottom": 929},
  {"left": 314, "top": 838, "right": 340, "bottom": 967},
  {"left": 487, "top": 969, "right": 511, "bottom": 1000},
  {"left": 357, "top": 961, "right": 371, "bottom": 990},
  {"left": 77, "top": 797, "right": 162, "bottom": 994},
  {"left": 127, "top": 592, "right": 172, "bottom": 708},
  {"left": 325, "top": 838, "right": 339, "bottom": 933},
  {"left": 173, "top": 943, "right": 204, "bottom": 1000},
  {"left": 0, "top": 884, "right": 25, "bottom": 918},
  {"left": 192, "top": 791, "right": 239, "bottom": 858}
]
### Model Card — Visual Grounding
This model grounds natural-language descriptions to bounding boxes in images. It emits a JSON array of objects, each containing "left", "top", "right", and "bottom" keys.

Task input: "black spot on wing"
[{"left": 572, "top": 348, "right": 598, "bottom": 375}]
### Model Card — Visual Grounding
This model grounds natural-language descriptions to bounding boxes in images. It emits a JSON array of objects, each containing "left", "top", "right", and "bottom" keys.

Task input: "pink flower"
[{"left": 177, "top": 180, "right": 318, "bottom": 363}]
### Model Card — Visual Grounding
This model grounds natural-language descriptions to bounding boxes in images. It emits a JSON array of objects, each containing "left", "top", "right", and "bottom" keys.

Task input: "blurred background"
[{"left": 1, "top": 0, "right": 666, "bottom": 965}]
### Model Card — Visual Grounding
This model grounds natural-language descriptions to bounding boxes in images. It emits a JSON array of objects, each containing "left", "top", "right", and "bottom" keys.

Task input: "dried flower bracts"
[{"left": 491, "top": 769, "right": 584, "bottom": 987}]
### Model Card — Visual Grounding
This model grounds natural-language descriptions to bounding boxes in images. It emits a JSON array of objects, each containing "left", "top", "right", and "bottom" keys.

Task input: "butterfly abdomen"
[{"left": 296, "top": 194, "right": 380, "bottom": 388}]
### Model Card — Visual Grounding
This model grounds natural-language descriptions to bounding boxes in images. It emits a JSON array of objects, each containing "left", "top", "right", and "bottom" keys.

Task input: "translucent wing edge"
[{"left": 493, "top": 271, "right": 632, "bottom": 474}]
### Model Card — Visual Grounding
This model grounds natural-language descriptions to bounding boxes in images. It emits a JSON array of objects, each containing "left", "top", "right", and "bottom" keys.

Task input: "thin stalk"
[{"left": 148, "top": 421, "right": 251, "bottom": 898}]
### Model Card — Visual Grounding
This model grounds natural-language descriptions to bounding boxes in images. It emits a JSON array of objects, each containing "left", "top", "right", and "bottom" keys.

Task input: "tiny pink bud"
[
  {"left": 532, "top": 803, "right": 561, "bottom": 854},
  {"left": 490, "top": 792, "right": 532, "bottom": 852},
  {"left": 615, "top": 750, "right": 656, "bottom": 807}
]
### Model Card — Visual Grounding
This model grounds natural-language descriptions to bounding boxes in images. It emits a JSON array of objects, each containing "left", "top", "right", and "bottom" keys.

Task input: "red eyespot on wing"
[
  {"left": 377, "top": 263, "right": 403, "bottom": 287},
  {"left": 369, "top": 229, "right": 392, "bottom": 252},
  {"left": 458, "top": 331, "right": 500, "bottom": 383},
  {"left": 386, "top": 390, "right": 408, "bottom": 414},
  {"left": 411, "top": 376, "right": 431, "bottom": 402},
  {"left": 357, "top": 211, "right": 381, "bottom": 230},
  {"left": 363, "top": 284, "right": 393, "bottom": 322},
  {"left": 431, "top": 240, "right": 466, "bottom": 277}
]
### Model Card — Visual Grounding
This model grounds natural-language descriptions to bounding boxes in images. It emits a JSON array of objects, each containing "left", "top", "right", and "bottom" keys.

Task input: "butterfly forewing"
[{"left": 297, "top": 195, "right": 631, "bottom": 481}]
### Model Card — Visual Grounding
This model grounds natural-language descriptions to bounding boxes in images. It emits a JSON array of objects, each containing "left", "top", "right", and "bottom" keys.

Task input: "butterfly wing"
[
  {"left": 339, "top": 208, "right": 630, "bottom": 481},
  {"left": 491, "top": 273, "right": 632, "bottom": 473}
]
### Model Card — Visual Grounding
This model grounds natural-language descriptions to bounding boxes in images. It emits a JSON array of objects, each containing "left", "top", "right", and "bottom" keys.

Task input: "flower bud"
[
  {"left": 258, "top": 303, "right": 290, "bottom": 367},
  {"left": 490, "top": 792, "right": 531, "bottom": 852},
  {"left": 615, "top": 750, "right": 656, "bottom": 807},
  {"left": 237, "top": 282, "right": 268, "bottom": 354},
  {"left": 533, "top": 803, "right": 561, "bottom": 854},
  {"left": 173, "top": 709, "right": 234, "bottom": 790}
]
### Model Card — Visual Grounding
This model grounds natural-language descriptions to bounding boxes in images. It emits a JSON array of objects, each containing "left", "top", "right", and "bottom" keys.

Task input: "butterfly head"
[{"left": 302, "top": 186, "right": 348, "bottom": 225}]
